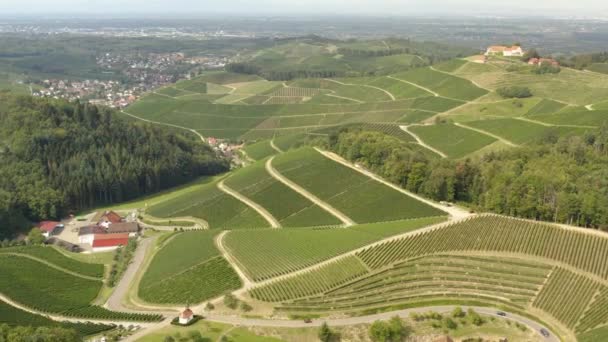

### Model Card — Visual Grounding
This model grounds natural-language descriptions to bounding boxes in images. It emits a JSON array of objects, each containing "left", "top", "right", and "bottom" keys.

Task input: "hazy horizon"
[{"left": 1, "top": 0, "right": 608, "bottom": 18}]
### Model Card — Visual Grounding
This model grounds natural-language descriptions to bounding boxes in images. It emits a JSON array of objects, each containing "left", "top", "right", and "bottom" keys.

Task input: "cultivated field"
[
  {"left": 139, "top": 230, "right": 242, "bottom": 304},
  {"left": 246, "top": 215, "right": 608, "bottom": 340},
  {"left": 408, "top": 123, "right": 497, "bottom": 158},
  {"left": 271, "top": 147, "right": 446, "bottom": 223}
]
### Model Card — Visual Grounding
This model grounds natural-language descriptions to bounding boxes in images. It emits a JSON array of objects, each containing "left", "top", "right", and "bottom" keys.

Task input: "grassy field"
[
  {"left": 225, "top": 160, "right": 341, "bottom": 227},
  {"left": 139, "top": 230, "right": 242, "bottom": 304},
  {"left": 409, "top": 123, "right": 497, "bottom": 158},
  {"left": 271, "top": 147, "right": 445, "bottom": 223},
  {"left": 147, "top": 177, "right": 268, "bottom": 229},
  {"left": 223, "top": 217, "right": 445, "bottom": 281}
]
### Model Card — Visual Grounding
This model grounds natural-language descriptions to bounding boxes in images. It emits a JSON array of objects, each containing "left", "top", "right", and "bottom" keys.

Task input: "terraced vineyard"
[
  {"left": 392, "top": 67, "right": 488, "bottom": 101},
  {"left": 224, "top": 159, "right": 341, "bottom": 227},
  {"left": 0, "top": 246, "right": 104, "bottom": 278},
  {"left": 408, "top": 123, "right": 497, "bottom": 158},
  {"left": 0, "top": 254, "right": 160, "bottom": 321},
  {"left": 224, "top": 217, "right": 445, "bottom": 281},
  {"left": 243, "top": 215, "right": 608, "bottom": 340},
  {"left": 147, "top": 177, "right": 268, "bottom": 229},
  {"left": 242, "top": 140, "right": 278, "bottom": 160},
  {"left": 272, "top": 147, "right": 446, "bottom": 223},
  {"left": 139, "top": 230, "right": 242, "bottom": 304}
]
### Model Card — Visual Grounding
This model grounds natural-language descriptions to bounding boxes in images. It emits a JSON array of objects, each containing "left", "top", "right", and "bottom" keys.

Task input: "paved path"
[
  {"left": 387, "top": 75, "right": 439, "bottom": 97},
  {"left": 324, "top": 78, "right": 396, "bottom": 101},
  {"left": 265, "top": 157, "right": 356, "bottom": 227},
  {"left": 454, "top": 122, "right": 519, "bottom": 147},
  {"left": 514, "top": 116, "right": 598, "bottom": 129},
  {"left": 399, "top": 125, "right": 448, "bottom": 158},
  {"left": 203, "top": 305, "right": 558, "bottom": 341},
  {"left": 315, "top": 148, "right": 471, "bottom": 220},
  {"left": 269, "top": 139, "right": 283, "bottom": 153},
  {"left": 215, "top": 231, "right": 254, "bottom": 289},
  {"left": 121, "top": 111, "right": 205, "bottom": 142},
  {"left": 105, "top": 237, "right": 160, "bottom": 313},
  {"left": 325, "top": 93, "right": 363, "bottom": 103},
  {"left": 217, "top": 180, "right": 281, "bottom": 228},
  {"left": 0, "top": 252, "right": 102, "bottom": 281},
  {"left": 585, "top": 104, "right": 594, "bottom": 111}
]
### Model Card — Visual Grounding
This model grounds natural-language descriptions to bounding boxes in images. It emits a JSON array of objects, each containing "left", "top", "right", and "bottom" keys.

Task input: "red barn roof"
[
  {"left": 92, "top": 235, "right": 129, "bottom": 248},
  {"left": 100, "top": 211, "right": 123, "bottom": 224},
  {"left": 38, "top": 221, "right": 61, "bottom": 232}
]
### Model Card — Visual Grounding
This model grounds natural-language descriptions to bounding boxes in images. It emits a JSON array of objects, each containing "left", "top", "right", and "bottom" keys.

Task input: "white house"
[
  {"left": 37, "top": 221, "right": 63, "bottom": 239},
  {"left": 485, "top": 45, "right": 524, "bottom": 57},
  {"left": 179, "top": 308, "right": 194, "bottom": 325}
]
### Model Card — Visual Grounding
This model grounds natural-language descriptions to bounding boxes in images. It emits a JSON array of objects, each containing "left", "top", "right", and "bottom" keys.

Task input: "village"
[
  {"left": 467, "top": 44, "right": 560, "bottom": 68},
  {"left": 31, "top": 51, "right": 229, "bottom": 108}
]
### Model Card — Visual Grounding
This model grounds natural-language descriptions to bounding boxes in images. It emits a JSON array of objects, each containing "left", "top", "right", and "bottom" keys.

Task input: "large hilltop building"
[{"left": 485, "top": 45, "right": 524, "bottom": 57}]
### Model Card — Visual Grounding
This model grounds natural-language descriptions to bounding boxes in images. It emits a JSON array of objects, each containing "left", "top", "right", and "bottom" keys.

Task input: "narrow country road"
[
  {"left": 324, "top": 78, "right": 396, "bottom": 101},
  {"left": 269, "top": 139, "right": 283, "bottom": 153},
  {"left": 315, "top": 147, "right": 471, "bottom": 220},
  {"left": 387, "top": 75, "right": 439, "bottom": 97},
  {"left": 105, "top": 236, "right": 172, "bottom": 314},
  {"left": 585, "top": 104, "right": 594, "bottom": 111},
  {"left": 399, "top": 125, "right": 448, "bottom": 158},
  {"left": 514, "top": 116, "right": 598, "bottom": 129},
  {"left": 204, "top": 305, "right": 559, "bottom": 342},
  {"left": 454, "top": 122, "right": 519, "bottom": 147},
  {"left": 121, "top": 110, "right": 205, "bottom": 143},
  {"left": 265, "top": 157, "right": 356, "bottom": 227},
  {"left": 217, "top": 180, "right": 281, "bottom": 228}
]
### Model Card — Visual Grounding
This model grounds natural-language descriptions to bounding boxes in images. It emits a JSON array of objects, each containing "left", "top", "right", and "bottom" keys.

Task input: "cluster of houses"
[
  {"left": 528, "top": 57, "right": 560, "bottom": 67},
  {"left": 78, "top": 211, "right": 140, "bottom": 252}
]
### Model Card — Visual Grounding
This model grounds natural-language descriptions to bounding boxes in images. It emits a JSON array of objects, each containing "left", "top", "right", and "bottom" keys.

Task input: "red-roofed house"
[
  {"left": 179, "top": 307, "right": 194, "bottom": 325},
  {"left": 37, "top": 221, "right": 63, "bottom": 238},
  {"left": 91, "top": 233, "right": 130, "bottom": 252},
  {"left": 98, "top": 211, "right": 123, "bottom": 228},
  {"left": 485, "top": 45, "right": 524, "bottom": 57}
]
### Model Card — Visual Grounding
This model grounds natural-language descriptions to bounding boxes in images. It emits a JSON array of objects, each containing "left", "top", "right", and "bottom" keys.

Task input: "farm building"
[
  {"left": 37, "top": 221, "right": 63, "bottom": 238},
  {"left": 485, "top": 45, "right": 524, "bottom": 57},
  {"left": 179, "top": 307, "right": 194, "bottom": 325},
  {"left": 78, "top": 225, "right": 106, "bottom": 244},
  {"left": 528, "top": 58, "right": 559, "bottom": 67},
  {"left": 91, "top": 233, "right": 130, "bottom": 252},
  {"left": 105, "top": 222, "right": 139, "bottom": 236},
  {"left": 98, "top": 210, "right": 123, "bottom": 228}
]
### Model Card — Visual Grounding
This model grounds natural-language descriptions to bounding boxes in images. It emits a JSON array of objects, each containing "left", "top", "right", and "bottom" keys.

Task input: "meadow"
[{"left": 271, "top": 147, "right": 445, "bottom": 223}]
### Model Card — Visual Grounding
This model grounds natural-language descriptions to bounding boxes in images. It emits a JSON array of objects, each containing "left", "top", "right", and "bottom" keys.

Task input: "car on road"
[
  {"left": 496, "top": 311, "right": 507, "bottom": 317},
  {"left": 303, "top": 318, "right": 312, "bottom": 323},
  {"left": 540, "top": 328, "right": 550, "bottom": 337}
]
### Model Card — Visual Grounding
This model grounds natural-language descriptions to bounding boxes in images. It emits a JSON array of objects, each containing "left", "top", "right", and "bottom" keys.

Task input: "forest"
[
  {"left": 0, "top": 93, "right": 228, "bottom": 238},
  {"left": 327, "top": 125, "right": 608, "bottom": 229}
]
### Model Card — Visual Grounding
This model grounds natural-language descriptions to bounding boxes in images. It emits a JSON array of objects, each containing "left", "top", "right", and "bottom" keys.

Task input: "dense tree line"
[
  {"left": 0, "top": 324, "right": 79, "bottom": 342},
  {"left": 560, "top": 51, "right": 608, "bottom": 70},
  {"left": 0, "top": 94, "right": 228, "bottom": 238},
  {"left": 327, "top": 125, "right": 608, "bottom": 229}
]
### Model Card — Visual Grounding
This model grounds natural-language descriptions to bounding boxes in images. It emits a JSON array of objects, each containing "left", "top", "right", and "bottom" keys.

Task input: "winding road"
[
  {"left": 454, "top": 122, "right": 519, "bottom": 147},
  {"left": 387, "top": 75, "right": 439, "bottom": 97},
  {"left": 399, "top": 125, "right": 448, "bottom": 158},
  {"left": 121, "top": 110, "right": 205, "bottom": 143},
  {"left": 265, "top": 157, "right": 356, "bottom": 227},
  {"left": 217, "top": 179, "right": 281, "bottom": 228}
]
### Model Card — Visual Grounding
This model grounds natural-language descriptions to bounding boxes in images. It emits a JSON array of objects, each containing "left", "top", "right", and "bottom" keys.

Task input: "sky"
[{"left": 1, "top": 0, "right": 607, "bottom": 17}]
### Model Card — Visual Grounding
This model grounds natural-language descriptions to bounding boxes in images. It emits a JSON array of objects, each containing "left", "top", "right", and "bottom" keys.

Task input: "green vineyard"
[
  {"left": 0, "top": 246, "right": 104, "bottom": 278},
  {"left": 245, "top": 215, "right": 608, "bottom": 340}
]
